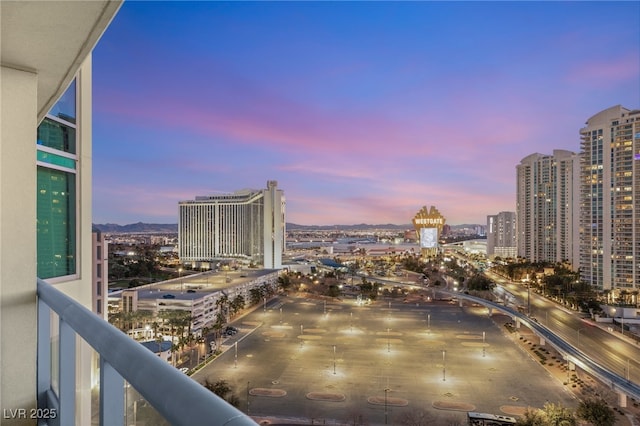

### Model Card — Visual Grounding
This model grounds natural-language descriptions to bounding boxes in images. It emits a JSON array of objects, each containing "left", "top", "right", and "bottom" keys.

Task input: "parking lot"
[{"left": 191, "top": 293, "right": 577, "bottom": 425}]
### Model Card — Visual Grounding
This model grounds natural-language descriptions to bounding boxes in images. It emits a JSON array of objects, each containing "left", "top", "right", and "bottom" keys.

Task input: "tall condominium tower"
[
  {"left": 178, "top": 180, "right": 286, "bottom": 268},
  {"left": 516, "top": 150, "right": 579, "bottom": 266},
  {"left": 487, "top": 212, "right": 517, "bottom": 259},
  {"left": 579, "top": 105, "right": 640, "bottom": 292}
]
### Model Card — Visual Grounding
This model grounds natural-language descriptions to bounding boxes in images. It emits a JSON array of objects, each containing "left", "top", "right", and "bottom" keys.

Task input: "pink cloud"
[{"left": 565, "top": 53, "right": 639, "bottom": 88}]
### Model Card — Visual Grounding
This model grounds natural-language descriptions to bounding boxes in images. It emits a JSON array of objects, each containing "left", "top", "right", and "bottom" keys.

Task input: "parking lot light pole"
[
  {"left": 442, "top": 350, "right": 446, "bottom": 381},
  {"left": 384, "top": 388, "right": 389, "bottom": 424},
  {"left": 482, "top": 331, "right": 486, "bottom": 357},
  {"left": 333, "top": 345, "right": 336, "bottom": 375}
]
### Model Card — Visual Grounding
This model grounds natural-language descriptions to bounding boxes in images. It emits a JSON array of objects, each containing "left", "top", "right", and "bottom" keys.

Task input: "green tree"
[
  {"left": 249, "top": 287, "right": 263, "bottom": 305},
  {"left": 230, "top": 294, "right": 245, "bottom": 316},
  {"left": 466, "top": 274, "right": 495, "bottom": 291},
  {"left": 575, "top": 398, "right": 616, "bottom": 426},
  {"left": 517, "top": 402, "right": 576, "bottom": 426},
  {"left": 277, "top": 274, "right": 292, "bottom": 290},
  {"left": 327, "top": 284, "right": 340, "bottom": 298},
  {"left": 203, "top": 379, "right": 240, "bottom": 407}
]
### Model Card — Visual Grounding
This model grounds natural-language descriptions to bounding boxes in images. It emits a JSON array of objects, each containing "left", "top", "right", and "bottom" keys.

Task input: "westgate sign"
[{"left": 414, "top": 217, "right": 444, "bottom": 225}]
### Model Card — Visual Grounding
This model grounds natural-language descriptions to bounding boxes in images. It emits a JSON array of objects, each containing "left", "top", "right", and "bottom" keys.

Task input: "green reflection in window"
[
  {"left": 37, "top": 167, "right": 76, "bottom": 279},
  {"left": 37, "top": 118, "right": 76, "bottom": 154},
  {"left": 36, "top": 150, "right": 76, "bottom": 170}
]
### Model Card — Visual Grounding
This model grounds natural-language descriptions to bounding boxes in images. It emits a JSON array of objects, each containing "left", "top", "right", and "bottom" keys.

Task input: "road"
[{"left": 487, "top": 271, "right": 640, "bottom": 386}]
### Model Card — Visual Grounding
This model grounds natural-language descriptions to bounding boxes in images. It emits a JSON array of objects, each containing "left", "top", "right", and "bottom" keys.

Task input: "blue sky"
[{"left": 92, "top": 1, "right": 639, "bottom": 226}]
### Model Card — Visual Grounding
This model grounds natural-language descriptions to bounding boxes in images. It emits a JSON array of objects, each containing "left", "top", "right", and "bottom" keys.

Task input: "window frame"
[{"left": 36, "top": 81, "right": 80, "bottom": 283}]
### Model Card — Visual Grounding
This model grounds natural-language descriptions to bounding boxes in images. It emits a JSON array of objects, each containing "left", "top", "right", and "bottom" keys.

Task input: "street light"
[
  {"left": 577, "top": 328, "right": 586, "bottom": 348},
  {"left": 384, "top": 388, "right": 389, "bottom": 425},
  {"left": 482, "top": 331, "right": 486, "bottom": 357},
  {"left": 442, "top": 350, "right": 446, "bottom": 381},
  {"left": 246, "top": 381, "right": 250, "bottom": 414},
  {"left": 333, "top": 345, "right": 336, "bottom": 375},
  {"left": 234, "top": 341, "right": 238, "bottom": 369}
]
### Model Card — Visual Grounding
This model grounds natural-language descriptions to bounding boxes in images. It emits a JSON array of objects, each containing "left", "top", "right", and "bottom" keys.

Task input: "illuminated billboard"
[
  {"left": 420, "top": 227, "right": 438, "bottom": 248},
  {"left": 412, "top": 205, "right": 446, "bottom": 257}
]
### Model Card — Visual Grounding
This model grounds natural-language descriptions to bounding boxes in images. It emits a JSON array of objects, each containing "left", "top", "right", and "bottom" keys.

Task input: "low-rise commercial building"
[{"left": 110, "top": 268, "right": 279, "bottom": 336}]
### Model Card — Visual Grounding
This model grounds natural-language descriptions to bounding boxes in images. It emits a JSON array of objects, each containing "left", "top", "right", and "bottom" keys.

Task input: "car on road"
[{"left": 179, "top": 367, "right": 189, "bottom": 374}]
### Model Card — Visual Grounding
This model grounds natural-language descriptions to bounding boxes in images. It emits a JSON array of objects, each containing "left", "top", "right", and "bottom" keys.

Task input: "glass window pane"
[
  {"left": 37, "top": 167, "right": 76, "bottom": 279},
  {"left": 37, "top": 118, "right": 76, "bottom": 154},
  {"left": 36, "top": 150, "right": 76, "bottom": 170},
  {"left": 48, "top": 80, "right": 76, "bottom": 124}
]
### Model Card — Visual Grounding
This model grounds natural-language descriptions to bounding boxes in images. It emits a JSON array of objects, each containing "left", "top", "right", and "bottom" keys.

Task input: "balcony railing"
[{"left": 37, "top": 278, "right": 256, "bottom": 426}]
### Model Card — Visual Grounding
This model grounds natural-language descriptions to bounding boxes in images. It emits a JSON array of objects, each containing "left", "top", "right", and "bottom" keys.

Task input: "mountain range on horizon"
[{"left": 93, "top": 222, "right": 484, "bottom": 234}]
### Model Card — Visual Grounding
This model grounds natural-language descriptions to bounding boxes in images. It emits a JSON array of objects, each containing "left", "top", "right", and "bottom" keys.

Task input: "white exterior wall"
[
  {"left": 579, "top": 105, "right": 639, "bottom": 291},
  {"left": 178, "top": 181, "right": 285, "bottom": 268},
  {"left": 516, "top": 150, "right": 578, "bottom": 267},
  {"left": 0, "top": 65, "right": 39, "bottom": 426},
  {"left": 0, "top": 56, "right": 94, "bottom": 426},
  {"left": 263, "top": 180, "right": 285, "bottom": 269}
]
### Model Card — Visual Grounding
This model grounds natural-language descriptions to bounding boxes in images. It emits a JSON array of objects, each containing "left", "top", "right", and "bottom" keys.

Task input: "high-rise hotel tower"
[
  {"left": 486, "top": 211, "right": 517, "bottom": 259},
  {"left": 579, "top": 106, "right": 640, "bottom": 291},
  {"left": 178, "top": 181, "right": 285, "bottom": 269},
  {"left": 516, "top": 150, "right": 580, "bottom": 266}
]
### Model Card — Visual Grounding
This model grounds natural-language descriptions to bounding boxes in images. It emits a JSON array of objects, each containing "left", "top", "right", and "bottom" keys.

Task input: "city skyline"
[{"left": 92, "top": 1, "right": 639, "bottom": 226}]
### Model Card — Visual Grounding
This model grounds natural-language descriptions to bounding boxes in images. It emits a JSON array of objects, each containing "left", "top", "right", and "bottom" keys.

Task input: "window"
[
  {"left": 37, "top": 81, "right": 78, "bottom": 279},
  {"left": 37, "top": 167, "right": 76, "bottom": 278}
]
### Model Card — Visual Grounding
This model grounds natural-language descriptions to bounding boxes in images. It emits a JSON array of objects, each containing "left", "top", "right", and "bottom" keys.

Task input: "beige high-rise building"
[
  {"left": 578, "top": 105, "right": 640, "bottom": 292},
  {"left": 516, "top": 150, "right": 579, "bottom": 267},
  {"left": 178, "top": 180, "right": 286, "bottom": 269},
  {"left": 487, "top": 212, "right": 517, "bottom": 259}
]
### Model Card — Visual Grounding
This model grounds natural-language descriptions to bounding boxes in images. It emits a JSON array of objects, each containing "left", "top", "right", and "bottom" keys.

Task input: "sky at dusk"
[{"left": 92, "top": 1, "right": 639, "bottom": 226}]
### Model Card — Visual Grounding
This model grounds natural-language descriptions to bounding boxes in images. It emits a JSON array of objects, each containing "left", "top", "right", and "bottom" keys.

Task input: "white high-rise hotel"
[
  {"left": 178, "top": 180, "right": 286, "bottom": 269},
  {"left": 579, "top": 106, "right": 639, "bottom": 291},
  {"left": 516, "top": 105, "right": 639, "bottom": 292},
  {"left": 516, "top": 150, "right": 580, "bottom": 266}
]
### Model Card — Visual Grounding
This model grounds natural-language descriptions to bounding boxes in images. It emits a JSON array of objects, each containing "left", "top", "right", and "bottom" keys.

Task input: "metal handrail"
[{"left": 37, "top": 278, "right": 256, "bottom": 426}]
